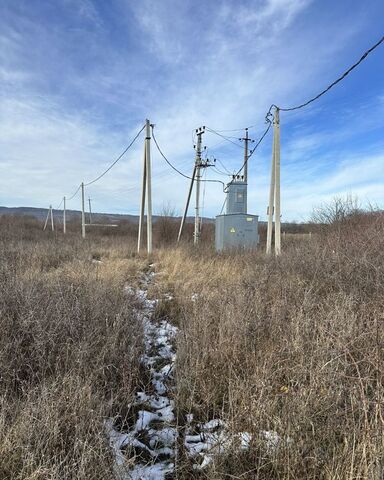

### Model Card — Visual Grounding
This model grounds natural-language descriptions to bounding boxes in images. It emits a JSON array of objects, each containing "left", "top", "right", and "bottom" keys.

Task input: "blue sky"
[{"left": 1, "top": 0, "right": 383, "bottom": 221}]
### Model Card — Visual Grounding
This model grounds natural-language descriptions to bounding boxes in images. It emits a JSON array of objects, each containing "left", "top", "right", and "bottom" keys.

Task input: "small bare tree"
[
  {"left": 155, "top": 203, "right": 179, "bottom": 247},
  {"left": 311, "top": 195, "right": 361, "bottom": 225}
]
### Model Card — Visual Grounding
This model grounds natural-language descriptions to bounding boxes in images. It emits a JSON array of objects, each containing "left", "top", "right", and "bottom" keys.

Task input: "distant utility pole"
[
  {"left": 194, "top": 126, "right": 205, "bottom": 245},
  {"left": 88, "top": 197, "right": 92, "bottom": 225},
  {"left": 81, "top": 182, "right": 86, "bottom": 239},
  {"left": 138, "top": 119, "right": 153, "bottom": 255},
  {"left": 43, "top": 205, "right": 54, "bottom": 232},
  {"left": 43, "top": 207, "right": 49, "bottom": 231},
  {"left": 63, "top": 196, "right": 66, "bottom": 234},
  {"left": 266, "top": 107, "right": 281, "bottom": 255},
  {"left": 51, "top": 205, "right": 54, "bottom": 231}
]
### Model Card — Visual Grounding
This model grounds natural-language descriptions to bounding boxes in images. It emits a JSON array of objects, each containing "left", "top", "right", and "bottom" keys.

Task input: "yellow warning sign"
[{"left": 230, "top": 227, "right": 236, "bottom": 233}]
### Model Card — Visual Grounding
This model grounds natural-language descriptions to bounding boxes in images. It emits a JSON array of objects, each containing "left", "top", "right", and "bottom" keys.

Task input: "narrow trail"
[
  {"left": 106, "top": 265, "right": 286, "bottom": 479},
  {"left": 106, "top": 267, "right": 178, "bottom": 479}
]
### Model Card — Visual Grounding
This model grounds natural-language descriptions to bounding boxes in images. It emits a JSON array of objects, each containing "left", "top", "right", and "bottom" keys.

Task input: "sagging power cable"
[
  {"left": 66, "top": 183, "right": 82, "bottom": 201},
  {"left": 205, "top": 127, "right": 244, "bottom": 149},
  {"left": 268, "top": 34, "right": 384, "bottom": 114},
  {"left": 84, "top": 124, "right": 145, "bottom": 187}
]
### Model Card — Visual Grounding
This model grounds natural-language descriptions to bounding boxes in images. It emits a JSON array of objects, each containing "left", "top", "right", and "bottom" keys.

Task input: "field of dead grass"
[
  {"left": 0, "top": 217, "right": 148, "bottom": 479},
  {"left": 1, "top": 211, "right": 383, "bottom": 479},
  {"left": 155, "top": 212, "right": 384, "bottom": 479}
]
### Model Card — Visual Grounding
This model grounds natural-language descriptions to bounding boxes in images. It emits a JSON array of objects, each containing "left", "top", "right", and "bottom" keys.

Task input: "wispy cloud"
[{"left": 0, "top": 0, "right": 383, "bottom": 219}]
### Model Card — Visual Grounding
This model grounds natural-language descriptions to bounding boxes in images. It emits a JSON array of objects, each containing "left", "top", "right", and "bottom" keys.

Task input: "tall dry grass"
[
  {"left": 1, "top": 211, "right": 383, "bottom": 479},
  {"left": 155, "top": 211, "right": 384, "bottom": 479},
  {"left": 0, "top": 216, "right": 147, "bottom": 479}
]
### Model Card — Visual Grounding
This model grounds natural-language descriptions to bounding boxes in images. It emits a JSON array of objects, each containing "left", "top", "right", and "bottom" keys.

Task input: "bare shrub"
[
  {"left": 311, "top": 195, "right": 361, "bottom": 225},
  {"left": 154, "top": 203, "right": 179, "bottom": 247}
]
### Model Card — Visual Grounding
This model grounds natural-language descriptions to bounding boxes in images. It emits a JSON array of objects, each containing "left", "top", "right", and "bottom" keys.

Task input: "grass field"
[{"left": 0, "top": 211, "right": 383, "bottom": 479}]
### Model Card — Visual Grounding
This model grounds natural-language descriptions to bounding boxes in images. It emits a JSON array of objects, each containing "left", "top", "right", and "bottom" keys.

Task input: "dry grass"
[
  {"left": 1, "top": 211, "right": 383, "bottom": 479},
  {"left": 155, "top": 211, "right": 384, "bottom": 479},
  {"left": 0, "top": 216, "right": 147, "bottom": 479}
]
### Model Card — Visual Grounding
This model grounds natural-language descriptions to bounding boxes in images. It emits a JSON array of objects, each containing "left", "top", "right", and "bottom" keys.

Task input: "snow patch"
[{"left": 107, "top": 270, "right": 178, "bottom": 479}]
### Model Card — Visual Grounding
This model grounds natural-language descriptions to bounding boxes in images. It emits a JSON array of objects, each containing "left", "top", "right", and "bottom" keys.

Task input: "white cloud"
[{"left": 0, "top": 0, "right": 383, "bottom": 221}]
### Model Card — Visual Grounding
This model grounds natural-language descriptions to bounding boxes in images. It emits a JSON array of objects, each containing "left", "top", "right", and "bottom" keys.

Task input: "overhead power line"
[
  {"left": 205, "top": 127, "right": 244, "bottom": 149},
  {"left": 84, "top": 124, "right": 146, "bottom": 187},
  {"left": 269, "top": 34, "right": 384, "bottom": 113},
  {"left": 151, "top": 128, "right": 225, "bottom": 190},
  {"left": 67, "top": 183, "right": 82, "bottom": 201},
  {"left": 209, "top": 125, "right": 255, "bottom": 133}
]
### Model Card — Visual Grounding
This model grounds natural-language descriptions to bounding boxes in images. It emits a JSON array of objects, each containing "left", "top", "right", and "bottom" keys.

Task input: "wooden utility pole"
[
  {"left": 81, "top": 182, "right": 85, "bottom": 239},
  {"left": 137, "top": 119, "right": 152, "bottom": 255},
  {"left": 63, "top": 196, "right": 66, "bottom": 234},
  {"left": 266, "top": 107, "right": 281, "bottom": 255},
  {"left": 194, "top": 127, "right": 204, "bottom": 245}
]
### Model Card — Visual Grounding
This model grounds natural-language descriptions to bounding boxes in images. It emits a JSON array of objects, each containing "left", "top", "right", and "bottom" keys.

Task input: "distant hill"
[{"left": 0, "top": 206, "right": 214, "bottom": 224}]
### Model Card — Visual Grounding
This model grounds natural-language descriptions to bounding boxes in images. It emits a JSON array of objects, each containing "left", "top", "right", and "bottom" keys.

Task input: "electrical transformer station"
[
  {"left": 177, "top": 125, "right": 260, "bottom": 252},
  {"left": 215, "top": 175, "right": 259, "bottom": 252}
]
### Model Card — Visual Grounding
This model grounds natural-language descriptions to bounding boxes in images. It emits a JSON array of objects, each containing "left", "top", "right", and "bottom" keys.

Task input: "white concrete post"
[
  {"left": 63, "top": 196, "right": 66, "bottom": 234},
  {"left": 43, "top": 207, "right": 50, "bottom": 231},
  {"left": 274, "top": 108, "right": 281, "bottom": 256},
  {"left": 194, "top": 129, "right": 203, "bottom": 245},
  {"left": 81, "top": 182, "right": 85, "bottom": 239},
  {"left": 138, "top": 137, "right": 147, "bottom": 253},
  {"left": 50, "top": 205, "right": 54, "bottom": 231},
  {"left": 145, "top": 119, "right": 152, "bottom": 255},
  {"left": 266, "top": 122, "right": 276, "bottom": 255}
]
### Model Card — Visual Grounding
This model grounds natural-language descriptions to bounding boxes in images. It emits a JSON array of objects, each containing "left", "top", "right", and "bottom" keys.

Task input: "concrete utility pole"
[
  {"left": 50, "top": 205, "right": 54, "bottom": 232},
  {"left": 243, "top": 128, "right": 249, "bottom": 183},
  {"left": 145, "top": 119, "right": 153, "bottom": 254},
  {"left": 138, "top": 135, "right": 147, "bottom": 253},
  {"left": 137, "top": 119, "right": 152, "bottom": 255},
  {"left": 266, "top": 107, "right": 281, "bottom": 256},
  {"left": 194, "top": 127, "right": 204, "bottom": 245},
  {"left": 177, "top": 166, "right": 196, "bottom": 243},
  {"left": 63, "top": 196, "right": 66, "bottom": 234},
  {"left": 274, "top": 108, "right": 281, "bottom": 255},
  {"left": 266, "top": 127, "right": 276, "bottom": 255},
  {"left": 88, "top": 197, "right": 92, "bottom": 225},
  {"left": 43, "top": 207, "right": 50, "bottom": 231},
  {"left": 81, "top": 182, "right": 86, "bottom": 239}
]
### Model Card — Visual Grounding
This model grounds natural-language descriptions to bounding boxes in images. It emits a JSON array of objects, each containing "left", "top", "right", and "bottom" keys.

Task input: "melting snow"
[
  {"left": 107, "top": 270, "right": 178, "bottom": 479},
  {"left": 108, "top": 268, "right": 290, "bottom": 478}
]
